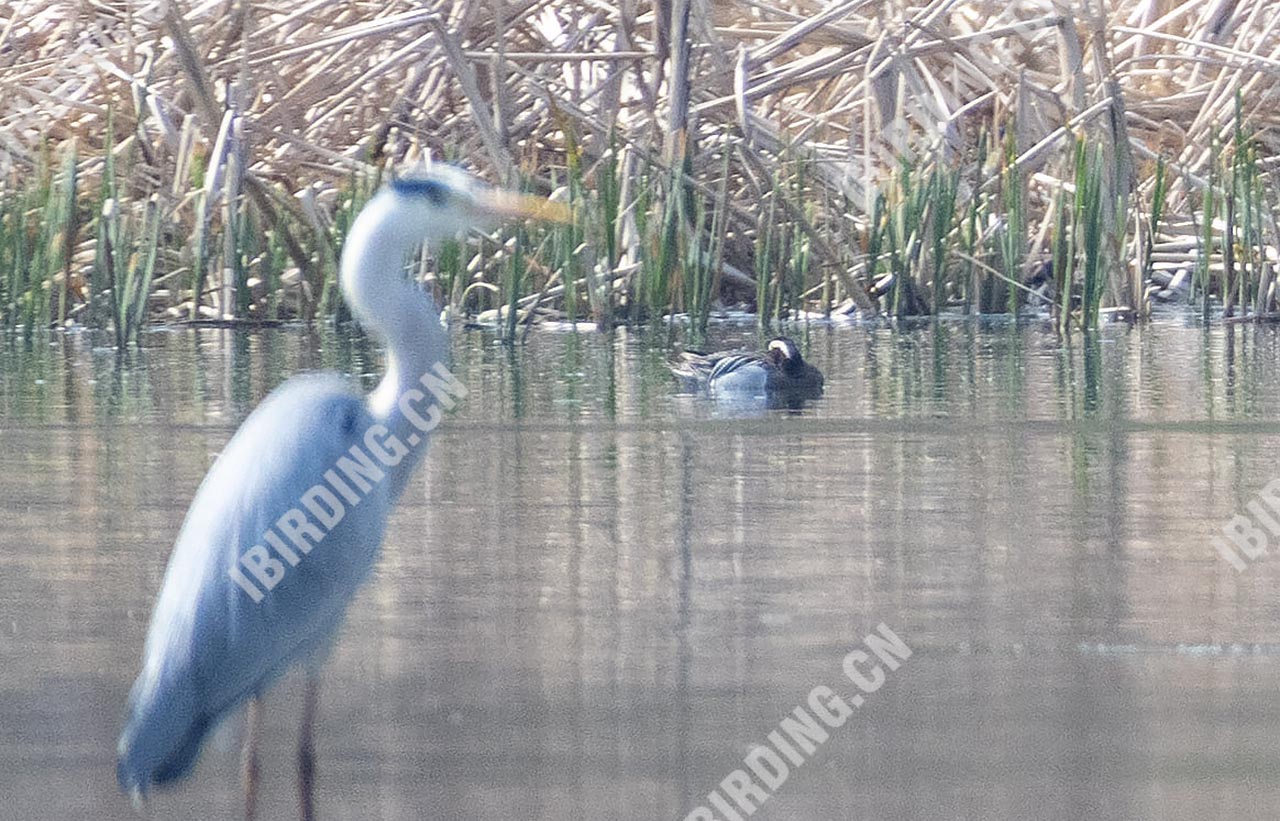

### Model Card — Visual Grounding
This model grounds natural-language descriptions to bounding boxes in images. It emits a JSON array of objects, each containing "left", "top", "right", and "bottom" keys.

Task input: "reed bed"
[{"left": 2, "top": 0, "right": 1280, "bottom": 342}]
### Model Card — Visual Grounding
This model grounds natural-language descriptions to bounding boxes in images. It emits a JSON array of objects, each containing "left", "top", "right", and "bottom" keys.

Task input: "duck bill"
[{"left": 474, "top": 190, "right": 572, "bottom": 224}]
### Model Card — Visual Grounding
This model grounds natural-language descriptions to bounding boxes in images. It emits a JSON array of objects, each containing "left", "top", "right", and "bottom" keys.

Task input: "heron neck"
[{"left": 340, "top": 191, "right": 450, "bottom": 499}]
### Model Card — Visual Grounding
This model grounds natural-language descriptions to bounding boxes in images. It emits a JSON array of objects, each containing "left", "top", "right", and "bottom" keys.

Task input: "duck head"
[{"left": 766, "top": 337, "right": 805, "bottom": 374}]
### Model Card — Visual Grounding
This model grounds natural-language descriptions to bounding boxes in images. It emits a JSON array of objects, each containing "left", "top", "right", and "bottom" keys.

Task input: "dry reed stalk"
[{"left": 2, "top": 0, "right": 1279, "bottom": 327}]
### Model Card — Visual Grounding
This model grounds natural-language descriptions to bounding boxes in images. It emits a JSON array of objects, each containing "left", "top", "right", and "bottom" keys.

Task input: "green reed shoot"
[
  {"left": 25, "top": 146, "right": 72, "bottom": 331},
  {"left": 593, "top": 137, "right": 621, "bottom": 329},
  {"left": 999, "top": 131, "right": 1024, "bottom": 316},
  {"left": 1077, "top": 144, "right": 1105, "bottom": 329},
  {"left": 598, "top": 136, "right": 620, "bottom": 275},
  {"left": 264, "top": 224, "right": 287, "bottom": 320},
  {"left": 960, "top": 128, "right": 989, "bottom": 313},
  {"left": 128, "top": 196, "right": 163, "bottom": 342},
  {"left": 889, "top": 156, "right": 935, "bottom": 316},
  {"left": 755, "top": 186, "right": 776, "bottom": 330},
  {"left": 1194, "top": 139, "right": 1217, "bottom": 321},
  {"left": 53, "top": 143, "right": 78, "bottom": 326},
  {"left": 1227, "top": 93, "right": 1269, "bottom": 316},
  {"left": 1140, "top": 154, "right": 1167, "bottom": 289},
  {"left": 633, "top": 159, "right": 683, "bottom": 327},
  {"left": 929, "top": 163, "right": 960, "bottom": 312},
  {"left": 781, "top": 154, "right": 812, "bottom": 322},
  {"left": 686, "top": 181, "right": 712, "bottom": 337},
  {"left": 190, "top": 193, "right": 211, "bottom": 322},
  {"left": 2, "top": 174, "right": 36, "bottom": 331},
  {"left": 865, "top": 190, "right": 886, "bottom": 298},
  {"left": 689, "top": 144, "right": 732, "bottom": 340},
  {"left": 503, "top": 226, "right": 526, "bottom": 342},
  {"left": 0, "top": 187, "right": 14, "bottom": 327},
  {"left": 560, "top": 139, "right": 582, "bottom": 325},
  {"left": 630, "top": 164, "right": 652, "bottom": 324},
  {"left": 1051, "top": 184, "right": 1071, "bottom": 333}
]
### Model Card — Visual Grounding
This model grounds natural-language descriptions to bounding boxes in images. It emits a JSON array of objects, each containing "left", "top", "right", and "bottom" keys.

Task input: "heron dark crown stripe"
[{"left": 390, "top": 176, "right": 449, "bottom": 206}]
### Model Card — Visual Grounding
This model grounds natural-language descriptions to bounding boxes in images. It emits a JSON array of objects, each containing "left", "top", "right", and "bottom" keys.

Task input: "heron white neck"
[{"left": 340, "top": 190, "right": 450, "bottom": 497}]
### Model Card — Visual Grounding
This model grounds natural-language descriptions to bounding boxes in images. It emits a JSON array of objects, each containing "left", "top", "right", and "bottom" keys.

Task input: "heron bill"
[{"left": 475, "top": 190, "right": 573, "bottom": 224}]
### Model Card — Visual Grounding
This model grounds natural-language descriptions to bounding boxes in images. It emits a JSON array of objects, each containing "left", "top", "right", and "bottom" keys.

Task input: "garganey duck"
[{"left": 671, "top": 336, "right": 824, "bottom": 398}]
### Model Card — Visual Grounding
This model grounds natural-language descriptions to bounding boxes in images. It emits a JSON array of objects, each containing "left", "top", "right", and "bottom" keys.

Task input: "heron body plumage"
[{"left": 117, "top": 376, "right": 391, "bottom": 792}]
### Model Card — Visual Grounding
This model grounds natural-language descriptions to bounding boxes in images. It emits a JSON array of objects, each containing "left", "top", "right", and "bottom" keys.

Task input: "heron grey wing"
[{"left": 119, "top": 373, "right": 394, "bottom": 790}]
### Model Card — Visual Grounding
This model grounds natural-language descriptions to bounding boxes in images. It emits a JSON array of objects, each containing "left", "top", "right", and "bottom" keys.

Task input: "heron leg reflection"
[
  {"left": 242, "top": 696, "right": 262, "bottom": 820},
  {"left": 299, "top": 674, "right": 319, "bottom": 821}
]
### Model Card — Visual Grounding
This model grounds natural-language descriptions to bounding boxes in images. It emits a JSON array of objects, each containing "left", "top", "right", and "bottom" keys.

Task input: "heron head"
[{"left": 387, "top": 164, "right": 570, "bottom": 240}]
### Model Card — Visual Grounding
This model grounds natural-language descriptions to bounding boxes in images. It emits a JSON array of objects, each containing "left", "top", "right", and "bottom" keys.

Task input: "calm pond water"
[{"left": 3, "top": 318, "right": 1280, "bottom": 819}]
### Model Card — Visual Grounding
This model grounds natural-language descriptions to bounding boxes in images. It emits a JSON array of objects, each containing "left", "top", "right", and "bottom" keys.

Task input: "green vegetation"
[{"left": 3, "top": 2, "right": 1279, "bottom": 343}]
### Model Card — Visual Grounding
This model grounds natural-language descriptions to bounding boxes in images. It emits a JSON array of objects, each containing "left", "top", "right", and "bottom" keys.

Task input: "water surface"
[{"left": 2, "top": 319, "right": 1279, "bottom": 819}]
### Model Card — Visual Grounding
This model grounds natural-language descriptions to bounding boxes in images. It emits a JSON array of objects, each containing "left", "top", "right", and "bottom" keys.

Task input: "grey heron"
[{"left": 116, "top": 164, "right": 566, "bottom": 818}]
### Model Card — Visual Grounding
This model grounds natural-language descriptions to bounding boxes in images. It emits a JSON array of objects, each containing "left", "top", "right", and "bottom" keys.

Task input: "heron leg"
[
  {"left": 242, "top": 696, "right": 262, "bottom": 821},
  {"left": 298, "top": 674, "right": 319, "bottom": 821}
]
